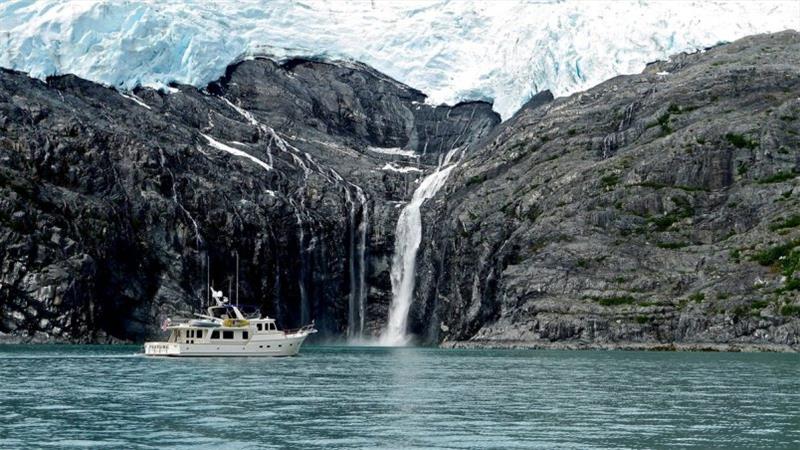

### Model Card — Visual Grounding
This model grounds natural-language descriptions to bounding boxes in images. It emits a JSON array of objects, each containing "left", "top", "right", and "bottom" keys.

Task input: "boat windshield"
[
  {"left": 237, "top": 305, "right": 261, "bottom": 319},
  {"left": 209, "top": 306, "right": 237, "bottom": 319},
  {"left": 208, "top": 305, "right": 260, "bottom": 319}
]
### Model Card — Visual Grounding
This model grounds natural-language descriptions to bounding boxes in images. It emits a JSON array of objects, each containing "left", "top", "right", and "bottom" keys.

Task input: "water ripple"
[{"left": 0, "top": 345, "right": 798, "bottom": 449}]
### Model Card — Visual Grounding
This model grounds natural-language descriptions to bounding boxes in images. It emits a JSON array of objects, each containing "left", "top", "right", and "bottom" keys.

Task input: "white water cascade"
[
  {"left": 357, "top": 198, "right": 368, "bottom": 336},
  {"left": 380, "top": 148, "right": 462, "bottom": 345},
  {"left": 347, "top": 186, "right": 369, "bottom": 340}
]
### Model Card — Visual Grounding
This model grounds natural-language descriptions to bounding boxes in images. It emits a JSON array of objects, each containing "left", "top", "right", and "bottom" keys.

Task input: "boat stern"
[{"left": 144, "top": 341, "right": 181, "bottom": 356}]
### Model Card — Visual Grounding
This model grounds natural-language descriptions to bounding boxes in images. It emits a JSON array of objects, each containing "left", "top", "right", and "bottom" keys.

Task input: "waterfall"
[
  {"left": 346, "top": 188, "right": 358, "bottom": 338},
  {"left": 347, "top": 185, "right": 369, "bottom": 340},
  {"left": 294, "top": 210, "right": 310, "bottom": 325},
  {"left": 380, "top": 148, "right": 462, "bottom": 345},
  {"left": 273, "top": 257, "right": 283, "bottom": 321},
  {"left": 356, "top": 187, "right": 369, "bottom": 337}
]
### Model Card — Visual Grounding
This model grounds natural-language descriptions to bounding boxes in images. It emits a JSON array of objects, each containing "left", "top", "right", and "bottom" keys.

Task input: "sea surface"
[{"left": 1, "top": 345, "right": 798, "bottom": 449}]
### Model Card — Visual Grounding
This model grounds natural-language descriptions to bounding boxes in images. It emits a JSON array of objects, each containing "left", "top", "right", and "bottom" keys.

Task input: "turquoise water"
[{"left": 1, "top": 345, "right": 798, "bottom": 449}]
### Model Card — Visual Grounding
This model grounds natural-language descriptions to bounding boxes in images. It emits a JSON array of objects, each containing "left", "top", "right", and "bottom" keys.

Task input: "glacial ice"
[{"left": 0, "top": 1, "right": 797, "bottom": 119}]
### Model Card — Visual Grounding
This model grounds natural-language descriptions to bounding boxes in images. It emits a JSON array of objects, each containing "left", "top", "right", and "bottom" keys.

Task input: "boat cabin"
[
  {"left": 145, "top": 272, "right": 316, "bottom": 357},
  {"left": 166, "top": 317, "right": 281, "bottom": 344}
]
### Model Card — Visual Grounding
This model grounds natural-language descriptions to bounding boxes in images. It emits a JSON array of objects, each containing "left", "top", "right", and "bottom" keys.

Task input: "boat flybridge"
[{"left": 144, "top": 289, "right": 316, "bottom": 357}]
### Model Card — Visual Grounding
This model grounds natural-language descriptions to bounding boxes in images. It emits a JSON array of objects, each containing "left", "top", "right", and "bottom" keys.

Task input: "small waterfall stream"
[
  {"left": 380, "top": 148, "right": 462, "bottom": 345},
  {"left": 346, "top": 186, "right": 370, "bottom": 340},
  {"left": 293, "top": 208, "right": 311, "bottom": 325},
  {"left": 219, "top": 95, "right": 372, "bottom": 333},
  {"left": 355, "top": 187, "right": 369, "bottom": 337}
]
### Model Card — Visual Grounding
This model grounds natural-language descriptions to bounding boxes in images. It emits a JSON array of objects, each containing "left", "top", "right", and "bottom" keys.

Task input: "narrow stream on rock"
[
  {"left": 220, "top": 95, "right": 374, "bottom": 332},
  {"left": 347, "top": 186, "right": 369, "bottom": 340}
]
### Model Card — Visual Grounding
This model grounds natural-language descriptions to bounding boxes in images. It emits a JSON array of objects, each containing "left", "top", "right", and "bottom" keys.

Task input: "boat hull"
[{"left": 144, "top": 332, "right": 311, "bottom": 357}]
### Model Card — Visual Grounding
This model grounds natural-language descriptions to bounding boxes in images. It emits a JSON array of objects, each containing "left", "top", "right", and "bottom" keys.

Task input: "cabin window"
[
  {"left": 211, "top": 330, "right": 220, "bottom": 339},
  {"left": 242, "top": 331, "right": 249, "bottom": 339},
  {"left": 269, "top": 323, "right": 275, "bottom": 330},
  {"left": 257, "top": 324, "right": 263, "bottom": 331},
  {"left": 223, "top": 331, "right": 234, "bottom": 339},
  {"left": 189, "top": 330, "right": 194, "bottom": 338},
  {"left": 196, "top": 330, "right": 203, "bottom": 339}
]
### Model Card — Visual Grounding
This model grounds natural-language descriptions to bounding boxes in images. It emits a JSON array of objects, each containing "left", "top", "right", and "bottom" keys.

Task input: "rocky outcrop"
[
  {"left": 2, "top": 31, "right": 799, "bottom": 351},
  {"left": 0, "top": 57, "right": 499, "bottom": 342},
  {"left": 411, "top": 31, "right": 800, "bottom": 350}
]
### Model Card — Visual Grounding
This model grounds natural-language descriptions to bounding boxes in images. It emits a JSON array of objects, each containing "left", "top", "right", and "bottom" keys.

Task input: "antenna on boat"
[
  {"left": 206, "top": 253, "right": 210, "bottom": 310},
  {"left": 235, "top": 251, "right": 239, "bottom": 306}
]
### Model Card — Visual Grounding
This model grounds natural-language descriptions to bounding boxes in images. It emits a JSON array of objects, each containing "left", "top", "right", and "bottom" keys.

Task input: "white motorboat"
[{"left": 144, "top": 290, "right": 316, "bottom": 357}]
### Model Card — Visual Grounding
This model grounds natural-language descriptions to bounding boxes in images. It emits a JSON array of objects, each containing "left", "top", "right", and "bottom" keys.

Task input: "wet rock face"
[
  {"left": 414, "top": 31, "right": 800, "bottom": 349},
  {"left": 3, "top": 31, "right": 799, "bottom": 349},
  {"left": 0, "top": 58, "right": 499, "bottom": 342},
  {"left": 207, "top": 58, "right": 499, "bottom": 160}
]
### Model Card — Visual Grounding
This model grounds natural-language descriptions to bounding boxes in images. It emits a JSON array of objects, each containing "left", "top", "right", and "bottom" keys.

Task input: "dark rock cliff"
[
  {"left": 0, "top": 57, "right": 499, "bottom": 342},
  {"left": 414, "top": 31, "right": 800, "bottom": 350},
  {"left": 2, "top": 31, "right": 799, "bottom": 351}
]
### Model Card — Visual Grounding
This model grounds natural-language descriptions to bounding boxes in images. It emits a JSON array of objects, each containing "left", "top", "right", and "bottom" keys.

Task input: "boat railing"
[
  {"left": 162, "top": 316, "right": 223, "bottom": 330},
  {"left": 160, "top": 317, "right": 192, "bottom": 331},
  {"left": 171, "top": 317, "right": 195, "bottom": 324}
]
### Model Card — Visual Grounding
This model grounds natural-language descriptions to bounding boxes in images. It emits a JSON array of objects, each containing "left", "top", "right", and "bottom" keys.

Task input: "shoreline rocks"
[{"left": 441, "top": 339, "right": 798, "bottom": 353}]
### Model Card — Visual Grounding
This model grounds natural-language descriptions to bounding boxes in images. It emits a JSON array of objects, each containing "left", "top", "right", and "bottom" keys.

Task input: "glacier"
[{"left": 0, "top": 0, "right": 798, "bottom": 119}]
